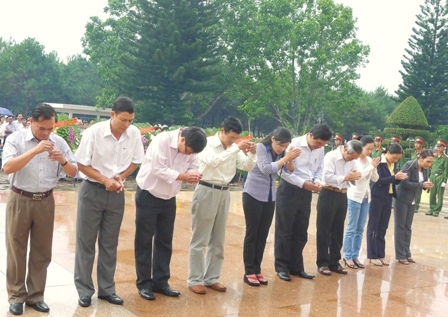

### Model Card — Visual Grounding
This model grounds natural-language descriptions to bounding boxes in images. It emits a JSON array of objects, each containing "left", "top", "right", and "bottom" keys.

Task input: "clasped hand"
[{"left": 37, "top": 140, "right": 65, "bottom": 164}]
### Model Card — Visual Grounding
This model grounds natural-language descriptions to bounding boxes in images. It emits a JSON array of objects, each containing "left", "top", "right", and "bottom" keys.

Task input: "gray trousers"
[
  {"left": 74, "top": 181, "right": 125, "bottom": 297},
  {"left": 393, "top": 199, "right": 415, "bottom": 260},
  {"left": 188, "top": 184, "right": 230, "bottom": 286}
]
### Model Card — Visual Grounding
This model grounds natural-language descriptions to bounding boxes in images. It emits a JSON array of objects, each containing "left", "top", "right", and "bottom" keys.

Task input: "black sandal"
[
  {"left": 343, "top": 258, "right": 357, "bottom": 269},
  {"left": 329, "top": 265, "right": 348, "bottom": 274},
  {"left": 353, "top": 260, "right": 365, "bottom": 269},
  {"left": 318, "top": 266, "right": 332, "bottom": 276}
]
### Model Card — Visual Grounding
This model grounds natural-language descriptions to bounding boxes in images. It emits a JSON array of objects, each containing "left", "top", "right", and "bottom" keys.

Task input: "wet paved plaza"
[{"left": 0, "top": 181, "right": 448, "bottom": 316}]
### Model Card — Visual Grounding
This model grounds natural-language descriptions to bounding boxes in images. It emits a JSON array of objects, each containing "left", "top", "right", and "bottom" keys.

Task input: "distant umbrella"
[{"left": 0, "top": 107, "right": 13, "bottom": 117}]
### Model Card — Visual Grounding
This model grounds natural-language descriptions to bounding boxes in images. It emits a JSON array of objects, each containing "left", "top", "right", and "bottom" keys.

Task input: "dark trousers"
[
  {"left": 134, "top": 187, "right": 176, "bottom": 290},
  {"left": 366, "top": 194, "right": 392, "bottom": 259},
  {"left": 316, "top": 188, "right": 347, "bottom": 268},
  {"left": 393, "top": 199, "right": 415, "bottom": 259},
  {"left": 242, "top": 193, "right": 275, "bottom": 275},
  {"left": 274, "top": 180, "right": 312, "bottom": 273}
]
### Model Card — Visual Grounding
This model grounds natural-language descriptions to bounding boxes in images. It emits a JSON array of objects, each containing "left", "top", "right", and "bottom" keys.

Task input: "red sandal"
[
  {"left": 256, "top": 274, "right": 268, "bottom": 285},
  {"left": 244, "top": 274, "right": 260, "bottom": 287}
]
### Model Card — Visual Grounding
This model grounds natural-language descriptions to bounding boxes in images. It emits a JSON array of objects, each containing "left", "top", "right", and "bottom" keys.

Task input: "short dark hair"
[
  {"left": 220, "top": 116, "right": 243, "bottom": 134},
  {"left": 112, "top": 96, "right": 135, "bottom": 114},
  {"left": 419, "top": 149, "right": 435, "bottom": 159},
  {"left": 309, "top": 124, "right": 332, "bottom": 141},
  {"left": 360, "top": 135, "right": 374, "bottom": 146},
  {"left": 387, "top": 144, "right": 403, "bottom": 154},
  {"left": 261, "top": 127, "right": 292, "bottom": 146},
  {"left": 31, "top": 103, "right": 57, "bottom": 121},
  {"left": 182, "top": 127, "right": 207, "bottom": 153}
]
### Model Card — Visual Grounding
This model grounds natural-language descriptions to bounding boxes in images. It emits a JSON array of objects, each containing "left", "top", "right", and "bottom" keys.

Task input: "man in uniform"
[
  {"left": 427, "top": 140, "right": 448, "bottom": 217},
  {"left": 371, "top": 136, "right": 384, "bottom": 159},
  {"left": 334, "top": 134, "right": 344, "bottom": 148}
]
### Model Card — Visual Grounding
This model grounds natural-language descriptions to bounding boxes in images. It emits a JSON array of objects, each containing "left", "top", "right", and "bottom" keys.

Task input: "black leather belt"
[
  {"left": 11, "top": 186, "right": 53, "bottom": 200},
  {"left": 199, "top": 180, "right": 229, "bottom": 190},
  {"left": 323, "top": 186, "right": 347, "bottom": 194},
  {"left": 85, "top": 180, "right": 107, "bottom": 190}
]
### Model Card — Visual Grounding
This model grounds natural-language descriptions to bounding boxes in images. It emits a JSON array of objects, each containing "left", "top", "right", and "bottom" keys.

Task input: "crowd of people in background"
[{"left": 2, "top": 99, "right": 448, "bottom": 315}]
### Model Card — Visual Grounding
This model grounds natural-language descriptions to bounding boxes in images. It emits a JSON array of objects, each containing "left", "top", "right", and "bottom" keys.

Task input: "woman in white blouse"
[{"left": 343, "top": 136, "right": 380, "bottom": 269}]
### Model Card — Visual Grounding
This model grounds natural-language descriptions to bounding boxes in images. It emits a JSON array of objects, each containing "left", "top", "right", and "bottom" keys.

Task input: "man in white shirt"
[
  {"left": 4, "top": 116, "right": 18, "bottom": 144},
  {"left": 74, "top": 97, "right": 144, "bottom": 308},
  {"left": 188, "top": 117, "right": 256, "bottom": 294},
  {"left": 275, "top": 124, "right": 332, "bottom": 282},
  {"left": 316, "top": 140, "right": 362, "bottom": 276},
  {"left": 134, "top": 127, "right": 206, "bottom": 301}
]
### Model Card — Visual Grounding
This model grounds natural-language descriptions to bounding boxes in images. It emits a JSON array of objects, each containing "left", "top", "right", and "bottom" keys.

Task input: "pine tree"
[
  {"left": 122, "top": 0, "right": 222, "bottom": 124},
  {"left": 395, "top": 0, "right": 448, "bottom": 125}
]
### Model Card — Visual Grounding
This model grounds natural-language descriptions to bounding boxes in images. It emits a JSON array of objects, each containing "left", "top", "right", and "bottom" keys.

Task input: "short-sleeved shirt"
[
  {"left": 75, "top": 120, "right": 144, "bottom": 180},
  {"left": 2, "top": 129, "right": 77, "bottom": 192}
]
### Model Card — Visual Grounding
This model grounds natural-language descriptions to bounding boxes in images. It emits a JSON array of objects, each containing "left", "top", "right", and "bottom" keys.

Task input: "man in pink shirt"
[{"left": 134, "top": 127, "right": 207, "bottom": 301}]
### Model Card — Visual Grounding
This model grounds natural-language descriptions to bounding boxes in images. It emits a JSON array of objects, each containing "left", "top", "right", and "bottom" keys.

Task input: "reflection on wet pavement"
[{"left": 0, "top": 187, "right": 448, "bottom": 316}]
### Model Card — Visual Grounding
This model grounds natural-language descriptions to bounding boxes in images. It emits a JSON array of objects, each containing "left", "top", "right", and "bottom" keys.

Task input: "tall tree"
[
  {"left": 219, "top": 0, "right": 369, "bottom": 133},
  {"left": 0, "top": 38, "right": 63, "bottom": 115},
  {"left": 83, "top": 0, "right": 224, "bottom": 125},
  {"left": 396, "top": 0, "right": 448, "bottom": 125},
  {"left": 60, "top": 55, "right": 103, "bottom": 106}
]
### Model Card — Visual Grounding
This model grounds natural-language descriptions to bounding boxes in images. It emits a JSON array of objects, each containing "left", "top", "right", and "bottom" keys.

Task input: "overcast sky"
[{"left": 0, "top": 0, "right": 424, "bottom": 94}]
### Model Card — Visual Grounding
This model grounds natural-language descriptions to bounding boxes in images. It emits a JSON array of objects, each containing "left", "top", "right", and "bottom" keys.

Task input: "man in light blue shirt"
[{"left": 274, "top": 124, "right": 332, "bottom": 282}]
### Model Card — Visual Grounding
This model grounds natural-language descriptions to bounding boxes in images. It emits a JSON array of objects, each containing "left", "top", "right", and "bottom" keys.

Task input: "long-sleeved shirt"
[
  {"left": 136, "top": 129, "right": 199, "bottom": 200},
  {"left": 347, "top": 156, "right": 379, "bottom": 203},
  {"left": 280, "top": 134, "right": 324, "bottom": 187},
  {"left": 243, "top": 142, "right": 282, "bottom": 202},
  {"left": 199, "top": 133, "right": 257, "bottom": 184},
  {"left": 321, "top": 147, "right": 356, "bottom": 189},
  {"left": 429, "top": 154, "right": 448, "bottom": 181}
]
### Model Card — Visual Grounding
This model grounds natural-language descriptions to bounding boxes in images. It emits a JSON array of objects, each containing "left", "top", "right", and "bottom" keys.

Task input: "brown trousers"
[{"left": 5, "top": 192, "right": 55, "bottom": 304}]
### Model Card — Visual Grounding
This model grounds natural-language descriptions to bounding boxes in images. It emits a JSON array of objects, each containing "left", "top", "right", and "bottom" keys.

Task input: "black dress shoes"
[
  {"left": 9, "top": 303, "right": 23, "bottom": 315},
  {"left": 98, "top": 293, "right": 124, "bottom": 305},
  {"left": 78, "top": 296, "right": 92, "bottom": 307},
  {"left": 277, "top": 271, "right": 291, "bottom": 281},
  {"left": 139, "top": 288, "right": 156, "bottom": 300},
  {"left": 153, "top": 286, "right": 181, "bottom": 297},
  {"left": 290, "top": 271, "right": 315, "bottom": 279},
  {"left": 26, "top": 300, "right": 50, "bottom": 312}
]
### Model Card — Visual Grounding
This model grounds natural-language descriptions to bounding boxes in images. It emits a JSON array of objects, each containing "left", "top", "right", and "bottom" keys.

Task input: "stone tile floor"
[{"left": 0, "top": 178, "right": 447, "bottom": 316}]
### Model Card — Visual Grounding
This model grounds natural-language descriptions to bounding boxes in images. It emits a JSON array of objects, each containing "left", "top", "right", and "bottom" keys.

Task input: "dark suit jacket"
[
  {"left": 396, "top": 159, "right": 428, "bottom": 205},
  {"left": 371, "top": 159, "right": 401, "bottom": 199}
]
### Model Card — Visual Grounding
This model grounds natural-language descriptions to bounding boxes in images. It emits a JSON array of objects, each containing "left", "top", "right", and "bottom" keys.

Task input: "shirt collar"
[
  {"left": 299, "top": 134, "right": 309, "bottom": 148},
  {"left": 336, "top": 147, "right": 344, "bottom": 160},
  {"left": 209, "top": 133, "right": 224, "bottom": 148},
  {"left": 103, "top": 119, "right": 129, "bottom": 139},
  {"left": 25, "top": 128, "right": 57, "bottom": 143},
  {"left": 170, "top": 129, "right": 181, "bottom": 150}
]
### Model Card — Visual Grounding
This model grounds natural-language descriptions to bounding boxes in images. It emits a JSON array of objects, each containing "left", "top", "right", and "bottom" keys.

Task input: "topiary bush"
[{"left": 384, "top": 96, "right": 429, "bottom": 140}]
